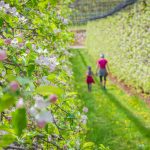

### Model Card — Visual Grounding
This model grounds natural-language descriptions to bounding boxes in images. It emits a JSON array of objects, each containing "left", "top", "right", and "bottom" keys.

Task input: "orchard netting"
[{"left": 70, "top": 0, "right": 137, "bottom": 24}]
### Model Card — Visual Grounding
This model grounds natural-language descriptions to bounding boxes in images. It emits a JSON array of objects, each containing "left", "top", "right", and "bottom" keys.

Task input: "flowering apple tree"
[{"left": 0, "top": 0, "right": 88, "bottom": 149}]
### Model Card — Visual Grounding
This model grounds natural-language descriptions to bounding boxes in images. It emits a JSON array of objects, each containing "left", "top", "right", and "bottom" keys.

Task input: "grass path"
[{"left": 71, "top": 49, "right": 150, "bottom": 150}]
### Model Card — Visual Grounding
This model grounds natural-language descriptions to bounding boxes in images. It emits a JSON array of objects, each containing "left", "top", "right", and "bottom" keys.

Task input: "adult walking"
[{"left": 96, "top": 54, "right": 109, "bottom": 89}]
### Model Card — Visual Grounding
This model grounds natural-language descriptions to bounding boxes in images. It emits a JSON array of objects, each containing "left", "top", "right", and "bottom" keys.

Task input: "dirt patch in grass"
[{"left": 109, "top": 73, "right": 150, "bottom": 104}]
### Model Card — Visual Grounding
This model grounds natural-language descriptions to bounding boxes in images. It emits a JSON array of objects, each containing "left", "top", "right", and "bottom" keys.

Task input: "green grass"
[
  {"left": 69, "top": 25, "right": 87, "bottom": 31},
  {"left": 70, "top": 48, "right": 150, "bottom": 150}
]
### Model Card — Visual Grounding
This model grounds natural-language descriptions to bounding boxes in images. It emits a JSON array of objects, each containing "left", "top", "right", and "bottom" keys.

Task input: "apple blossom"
[
  {"left": 9, "top": 7, "right": 17, "bottom": 14},
  {"left": 34, "top": 95, "right": 50, "bottom": 109},
  {"left": 63, "top": 145, "right": 67, "bottom": 150},
  {"left": 37, "top": 120, "right": 46, "bottom": 128},
  {"left": 35, "top": 55, "right": 59, "bottom": 72},
  {"left": 4, "top": 39, "right": 11, "bottom": 45},
  {"left": 82, "top": 107, "right": 88, "bottom": 113},
  {"left": 11, "top": 38, "right": 18, "bottom": 45},
  {"left": 49, "top": 94, "right": 58, "bottom": 103},
  {"left": 0, "top": 1, "right": 5, "bottom": 7},
  {"left": 0, "top": 50, "right": 7, "bottom": 61},
  {"left": 18, "top": 43, "right": 24, "bottom": 48},
  {"left": 26, "top": 49, "right": 30, "bottom": 54},
  {"left": 54, "top": 29, "right": 61, "bottom": 34},
  {"left": 32, "top": 44, "right": 36, "bottom": 50},
  {"left": 4, "top": 4, "right": 10, "bottom": 9},
  {"left": 1, "top": 70, "right": 6, "bottom": 77},
  {"left": 40, "top": 76, "right": 50, "bottom": 85},
  {"left": 35, "top": 111, "right": 53, "bottom": 123},
  {"left": 0, "top": 130, "right": 8, "bottom": 135},
  {"left": 81, "top": 115, "right": 88, "bottom": 124},
  {"left": 48, "top": 136, "right": 52, "bottom": 142},
  {"left": 63, "top": 19, "right": 68, "bottom": 25},
  {"left": 30, "top": 107, "right": 38, "bottom": 116},
  {"left": 0, "top": 0, "right": 87, "bottom": 148},
  {"left": 16, "top": 98, "right": 24, "bottom": 108},
  {"left": 10, "top": 81, "right": 19, "bottom": 91}
]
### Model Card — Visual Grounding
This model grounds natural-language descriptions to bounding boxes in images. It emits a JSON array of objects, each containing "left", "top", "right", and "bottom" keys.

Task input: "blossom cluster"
[
  {"left": 28, "top": 94, "right": 58, "bottom": 128},
  {"left": 0, "top": 1, "right": 27, "bottom": 23},
  {"left": 35, "top": 55, "right": 59, "bottom": 72}
]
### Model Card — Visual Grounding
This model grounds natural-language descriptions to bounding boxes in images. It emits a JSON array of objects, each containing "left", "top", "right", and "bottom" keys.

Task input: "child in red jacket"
[{"left": 86, "top": 66, "right": 95, "bottom": 92}]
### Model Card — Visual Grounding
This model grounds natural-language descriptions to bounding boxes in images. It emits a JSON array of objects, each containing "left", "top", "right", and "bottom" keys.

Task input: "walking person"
[
  {"left": 96, "top": 54, "right": 109, "bottom": 89},
  {"left": 86, "top": 66, "right": 95, "bottom": 92}
]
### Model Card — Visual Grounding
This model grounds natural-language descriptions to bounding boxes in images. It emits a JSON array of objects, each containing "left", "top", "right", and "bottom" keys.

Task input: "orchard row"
[{"left": 86, "top": 0, "right": 150, "bottom": 93}]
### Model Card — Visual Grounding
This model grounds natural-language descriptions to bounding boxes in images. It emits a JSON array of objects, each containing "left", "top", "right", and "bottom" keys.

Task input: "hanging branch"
[
  {"left": 5, "top": 146, "right": 25, "bottom": 150},
  {"left": 41, "top": 139, "right": 62, "bottom": 150},
  {"left": 54, "top": 104, "right": 69, "bottom": 114}
]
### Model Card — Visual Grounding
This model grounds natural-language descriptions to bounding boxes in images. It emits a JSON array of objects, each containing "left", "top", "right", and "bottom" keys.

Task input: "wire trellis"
[{"left": 70, "top": 0, "right": 137, "bottom": 24}]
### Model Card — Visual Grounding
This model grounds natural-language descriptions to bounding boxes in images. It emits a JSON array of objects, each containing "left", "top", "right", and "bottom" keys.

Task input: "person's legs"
[
  {"left": 104, "top": 75, "right": 107, "bottom": 89},
  {"left": 88, "top": 84, "right": 92, "bottom": 92},
  {"left": 99, "top": 76, "right": 103, "bottom": 86}
]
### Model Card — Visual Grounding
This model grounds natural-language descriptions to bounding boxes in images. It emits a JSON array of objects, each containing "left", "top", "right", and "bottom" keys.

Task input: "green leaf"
[
  {"left": 12, "top": 108, "right": 27, "bottom": 136},
  {"left": 99, "top": 144, "right": 110, "bottom": 150},
  {"left": 0, "top": 39, "right": 4, "bottom": 46},
  {"left": 38, "top": 1, "right": 49, "bottom": 11},
  {"left": 31, "top": 0, "right": 38, "bottom": 6},
  {"left": 0, "top": 94, "right": 16, "bottom": 112},
  {"left": 0, "top": 134, "right": 15, "bottom": 148},
  {"left": 47, "top": 74, "right": 56, "bottom": 81},
  {"left": 0, "top": 125, "right": 15, "bottom": 134},
  {"left": 27, "top": 65, "right": 35, "bottom": 77},
  {"left": 50, "top": 0, "right": 58, "bottom": 6},
  {"left": 28, "top": 52, "right": 36, "bottom": 63},
  {"left": 5, "top": 75, "right": 16, "bottom": 82},
  {"left": 82, "top": 142, "right": 95, "bottom": 149},
  {"left": 0, "top": 18, "right": 3, "bottom": 28},
  {"left": 66, "top": 113, "right": 75, "bottom": 119},
  {"left": 26, "top": 42, "right": 32, "bottom": 49},
  {"left": 16, "top": 77, "right": 30, "bottom": 85},
  {"left": 36, "top": 85, "right": 63, "bottom": 96},
  {"left": 47, "top": 123, "right": 59, "bottom": 134}
]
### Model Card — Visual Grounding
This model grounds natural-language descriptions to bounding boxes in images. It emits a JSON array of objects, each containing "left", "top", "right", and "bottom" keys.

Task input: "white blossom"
[
  {"left": 34, "top": 95, "right": 50, "bottom": 109},
  {"left": 63, "top": 19, "right": 68, "bottom": 25},
  {"left": 32, "top": 44, "right": 36, "bottom": 50},
  {"left": 16, "top": 98, "right": 24, "bottom": 108},
  {"left": 0, "top": 130, "right": 8, "bottom": 135},
  {"left": 30, "top": 107, "right": 38, "bottom": 116},
  {"left": 40, "top": 76, "right": 50, "bottom": 85},
  {"left": 54, "top": 29, "right": 61, "bottom": 34},
  {"left": 4, "top": 4, "right": 10, "bottom": 9},
  {"left": 11, "top": 38, "right": 18, "bottom": 44},
  {"left": 0, "top": 1, "right": 5, "bottom": 7},
  {"left": 82, "top": 107, "right": 88, "bottom": 113},
  {"left": 35, "top": 55, "right": 59, "bottom": 72},
  {"left": 81, "top": 115, "right": 88, "bottom": 124},
  {"left": 35, "top": 111, "right": 53, "bottom": 123},
  {"left": 1, "top": 70, "right": 6, "bottom": 77}
]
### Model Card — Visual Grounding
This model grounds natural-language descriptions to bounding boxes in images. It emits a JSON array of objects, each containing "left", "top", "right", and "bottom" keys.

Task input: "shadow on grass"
[
  {"left": 103, "top": 90, "right": 150, "bottom": 138},
  {"left": 77, "top": 48, "right": 150, "bottom": 139}
]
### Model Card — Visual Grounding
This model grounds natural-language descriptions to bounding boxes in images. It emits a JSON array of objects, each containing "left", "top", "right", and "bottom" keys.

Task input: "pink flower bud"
[
  {"left": 4, "top": 39, "right": 11, "bottom": 45},
  {"left": 83, "top": 107, "right": 88, "bottom": 113},
  {"left": 37, "top": 120, "right": 46, "bottom": 128},
  {"left": 7, "top": 116, "right": 12, "bottom": 122},
  {"left": 63, "top": 145, "right": 67, "bottom": 150},
  {"left": 49, "top": 94, "right": 57, "bottom": 103},
  {"left": 16, "top": 98, "right": 24, "bottom": 108},
  {"left": 26, "top": 49, "right": 30, "bottom": 54},
  {"left": 0, "top": 50, "right": 7, "bottom": 61},
  {"left": 18, "top": 43, "right": 24, "bottom": 48},
  {"left": 10, "top": 81, "right": 19, "bottom": 91}
]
